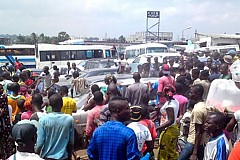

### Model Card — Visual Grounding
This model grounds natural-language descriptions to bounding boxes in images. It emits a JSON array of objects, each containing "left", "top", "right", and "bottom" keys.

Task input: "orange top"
[
  {"left": 8, "top": 95, "right": 25, "bottom": 121},
  {"left": 229, "top": 141, "right": 240, "bottom": 160}
]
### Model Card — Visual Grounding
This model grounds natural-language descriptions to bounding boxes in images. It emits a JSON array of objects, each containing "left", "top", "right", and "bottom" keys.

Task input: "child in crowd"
[
  {"left": 21, "top": 98, "right": 33, "bottom": 120},
  {"left": 59, "top": 85, "right": 77, "bottom": 115},
  {"left": 204, "top": 112, "right": 230, "bottom": 160},
  {"left": 178, "top": 115, "right": 191, "bottom": 152},
  {"left": 139, "top": 104, "right": 157, "bottom": 158},
  {"left": 43, "top": 90, "right": 56, "bottom": 113},
  {"left": 13, "top": 99, "right": 26, "bottom": 124},
  {"left": 7, "top": 82, "right": 25, "bottom": 121}
]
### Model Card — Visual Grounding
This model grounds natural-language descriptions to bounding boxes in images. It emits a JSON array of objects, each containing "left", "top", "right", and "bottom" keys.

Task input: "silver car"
[{"left": 72, "top": 76, "right": 159, "bottom": 147}]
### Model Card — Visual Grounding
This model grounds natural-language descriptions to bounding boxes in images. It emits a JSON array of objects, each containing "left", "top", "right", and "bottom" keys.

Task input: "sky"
[{"left": 0, "top": 0, "right": 240, "bottom": 40}]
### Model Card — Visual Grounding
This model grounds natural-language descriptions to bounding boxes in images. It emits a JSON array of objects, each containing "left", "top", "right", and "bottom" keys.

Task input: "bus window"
[
  {"left": 140, "top": 48, "right": 145, "bottom": 55},
  {"left": 40, "top": 51, "right": 48, "bottom": 61},
  {"left": 76, "top": 50, "right": 86, "bottom": 60},
  {"left": 146, "top": 47, "right": 168, "bottom": 53},
  {"left": 105, "top": 50, "right": 110, "bottom": 58},
  {"left": 51, "top": 52, "right": 60, "bottom": 61},
  {"left": 46, "top": 54, "right": 50, "bottom": 61},
  {"left": 86, "top": 50, "right": 93, "bottom": 59},
  {"left": 71, "top": 51, "right": 76, "bottom": 60},
  {"left": 61, "top": 51, "right": 70, "bottom": 60},
  {"left": 51, "top": 52, "right": 56, "bottom": 61},
  {"left": 94, "top": 50, "right": 103, "bottom": 58},
  {"left": 0, "top": 49, "right": 5, "bottom": 54},
  {"left": 7, "top": 50, "right": 14, "bottom": 55}
]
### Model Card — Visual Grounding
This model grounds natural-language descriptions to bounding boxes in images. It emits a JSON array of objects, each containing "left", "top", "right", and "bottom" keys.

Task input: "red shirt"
[
  {"left": 25, "top": 78, "right": 34, "bottom": 86},
  {"left": 139, "top": 119, "right": 157, "bottom": 153},
  {"left": 15, "top": 61, "right": 22, "bottom": 70},
  {"left": 158, "top": 75, "right": 175, "bottom": 104},
  {"left": 157, "top": 75, "right": 175, "bottom": 93}
]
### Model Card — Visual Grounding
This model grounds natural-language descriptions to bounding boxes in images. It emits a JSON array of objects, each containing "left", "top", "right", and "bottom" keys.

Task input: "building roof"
[{"left": 196, "top": 33, "right": 240, "bottom": 39}]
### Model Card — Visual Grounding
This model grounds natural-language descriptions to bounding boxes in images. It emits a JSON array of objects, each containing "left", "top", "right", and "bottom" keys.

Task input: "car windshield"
[
  {"left": 146, "top": 47, "right": 168, "bottom": 53},
  {"left": 79, "top": 71, "right": 87, "bottom": 78},
  {"left": 78, "top": 61, "right": 86, "bottom": 67},
  {"left": 126, "top": 50, "right": 137, "bottom": 58},
  {"left": 99, "top": 61, "right": 115, "bottom": 68}
]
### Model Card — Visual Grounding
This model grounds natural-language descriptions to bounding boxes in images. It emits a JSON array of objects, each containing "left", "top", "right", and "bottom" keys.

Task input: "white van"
[
  {"left": 129, "top": 52, "right": 181, "bottom": 72},
  {"left": 124, "top": 43, "right": 168, "bottom": 63}
]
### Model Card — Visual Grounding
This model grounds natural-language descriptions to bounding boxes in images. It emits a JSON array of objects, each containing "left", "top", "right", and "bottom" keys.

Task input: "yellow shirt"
[
  {"left": 8, "top": 95, "right": 25, "bottom": 121},
  {"left": 187, "top": 102, "right": 210, "bottom": 145},
  {"left": 61, "top": 97, "right": 77, "bottom": 115}
]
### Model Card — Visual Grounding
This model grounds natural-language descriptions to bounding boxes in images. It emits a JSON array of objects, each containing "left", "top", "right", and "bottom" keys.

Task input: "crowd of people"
[
  {"left": 1, "top": 49, "right": 240, "bottom": 160},
  {"left": 85, "top": 50, "right": 240, "bottom": 160},
  {"left": 0, "top": 61, "right": 81, "bottom": 159}
]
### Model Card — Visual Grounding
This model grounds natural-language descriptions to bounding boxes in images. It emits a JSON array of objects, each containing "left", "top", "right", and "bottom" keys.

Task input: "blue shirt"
[
  {"left": 38, "top": 112, "right": 74, "bottom": 159},
  {"left": 152, "top": 81, "right": 159, "bottom": 105},
  {"left": 204, "top": 132, "right": 229, "bottom": 160},
  {"left": 87, "top": 121, "right": 140, "bottom": 160}
]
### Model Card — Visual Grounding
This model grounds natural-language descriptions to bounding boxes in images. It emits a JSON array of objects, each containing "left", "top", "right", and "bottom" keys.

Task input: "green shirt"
[{"left": 219, "top": 74, "right": 230, "bottom": 80}]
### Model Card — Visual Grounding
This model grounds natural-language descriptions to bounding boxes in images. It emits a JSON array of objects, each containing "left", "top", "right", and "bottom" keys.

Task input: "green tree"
[
  {"left": 44, "top": 36, "right": 51, "bottom": 44},
  {"left": 16, "top": 34, "right": 27, "bottom": 44},
  {"left": 50, "top": 36, "right": 59, "bottom": 44},
  {"left": 38, "top": 33, "right": 45, "bottom": 43},
  {"left": 58, "top": 31, "right": 70, "bottom": 42},
  {"left": 25, "top": 36, "right": 32, "bottom": 44},
  {"left": 118, "top": 35, "right": 126, "bottom": 43},
  {"left": 30, "top": 32, "right": 38, "bottom": 45}
]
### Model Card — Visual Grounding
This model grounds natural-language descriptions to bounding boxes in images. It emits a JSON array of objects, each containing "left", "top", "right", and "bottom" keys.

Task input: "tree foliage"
[
  {"left": 15, "top": 31, "right": 71, "bottom": 44},
  {"left": 118, "top": 35, "right": 126, "bottom": 43},
  {"left": 58, "top": 31, "right": 70, "bottom": 42}
]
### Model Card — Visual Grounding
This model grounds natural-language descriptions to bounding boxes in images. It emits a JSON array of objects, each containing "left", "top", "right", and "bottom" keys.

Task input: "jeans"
[
  {"left": 178, "top": 142, "right": 194, "bottom": 160},
  {"left": 178, "top": 142, "right": 205, "bottom": 160}
]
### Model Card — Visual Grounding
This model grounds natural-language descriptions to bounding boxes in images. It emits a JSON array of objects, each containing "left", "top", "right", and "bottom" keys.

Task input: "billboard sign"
[{"left": 147, "top": 11, "right": 160, "bottom": 18}]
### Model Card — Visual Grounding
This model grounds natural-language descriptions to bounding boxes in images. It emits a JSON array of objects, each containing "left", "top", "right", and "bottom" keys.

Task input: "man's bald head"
[
  {"left": 133, "top": 72, "right": 141, "bottom": 82},
  {"left": 49, "top": 93, "right": 63, "bottom": 112}
]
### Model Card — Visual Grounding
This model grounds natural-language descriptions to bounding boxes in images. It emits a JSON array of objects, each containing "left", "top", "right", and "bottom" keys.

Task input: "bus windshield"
[{"left": 146, "top": 47, "right": 168, "bottom": 53}]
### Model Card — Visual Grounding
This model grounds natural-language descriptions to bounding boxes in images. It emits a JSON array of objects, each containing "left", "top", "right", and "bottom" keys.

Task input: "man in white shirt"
[
  {"left": 39, "top": 66, "right": 52, "bottom": 92},
  {"left": 8, "top": 122, "right": 43, "bottom": 160},
  {"left": 127, "top": 106, "right": 153, "bottom": 154},
  {"left": 69, "top": 62, "right": 81, "bottom": 76}
]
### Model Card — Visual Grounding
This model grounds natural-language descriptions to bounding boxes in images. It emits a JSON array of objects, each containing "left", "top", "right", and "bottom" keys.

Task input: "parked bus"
[
  {"left": 124, "top": 43, "right": 168, "bottom": 63},
  {"left": 36, "top": 44, "right": 116, "bottom": 69},
  {"left": 0, "top": 44, "right": 36, "bottom": 68}
]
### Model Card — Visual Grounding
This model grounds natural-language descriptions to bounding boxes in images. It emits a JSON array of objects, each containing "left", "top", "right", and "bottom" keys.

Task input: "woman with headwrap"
[
  {"left": 0, "top": 84, "right": 14, "bottom": 159},
  {"left": 156, "top": 85, "right": 180, "bottom": 160}
]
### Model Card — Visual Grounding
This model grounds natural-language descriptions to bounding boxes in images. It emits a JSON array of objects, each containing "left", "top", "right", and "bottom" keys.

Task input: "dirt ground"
[
  {"left": 73, "top": 149, "right": 159, "bottom": 160},
  {"left": 73, "top": 149, "right": 88, "bottom": 160}
]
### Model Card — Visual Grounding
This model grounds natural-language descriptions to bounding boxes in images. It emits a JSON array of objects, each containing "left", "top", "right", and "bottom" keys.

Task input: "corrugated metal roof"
[{"left": 197, "top": 33, "right": 240, "bottom": 39}]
